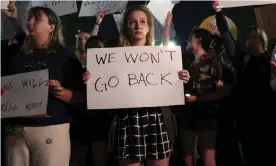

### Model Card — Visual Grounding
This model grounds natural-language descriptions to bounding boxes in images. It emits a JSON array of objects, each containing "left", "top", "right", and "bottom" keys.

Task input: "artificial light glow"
[
  {"left": 168, "top": 41, "right": 176, "bottom": 48},
  {"left": 152, "top": 40, "right": 155, "bottom": 46}
]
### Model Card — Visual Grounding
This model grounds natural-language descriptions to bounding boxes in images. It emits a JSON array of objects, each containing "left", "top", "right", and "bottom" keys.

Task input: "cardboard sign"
[
  {"left": 220, "top": 1, "right": 276, "bottom": 8},
  {"left": 79, "top": 1, "right": 128, "bottom": 17},
  {"left": 1, "top": 70, "right": 49, "bottom": 118},
  {"left": 86, "top": 46, "right": 185, "bottom": 109}
]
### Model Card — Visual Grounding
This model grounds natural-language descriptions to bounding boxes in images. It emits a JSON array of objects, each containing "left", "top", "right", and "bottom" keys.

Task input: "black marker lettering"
[
  {"left": 125, "top": 53, "right": 138, "bottom": 63},
  {"left": 165, "top": 50, "right": 176, "bottom": 61},
  {"left": 1, "top": 101, "right": 19, "bottom": 112},
  {"left": 22, "top": 78, "right": 48, "bottom": 88},
  {"left": 146, "top": 73, "right": 158, "bottom": 85},
  {"left": 108, "top": 53, "right": 116, "bottom": 63},
  {"left": 138, "top": 73, "right": 147, "bottom": 86},
  {"left": 150, "top": 53, "right": 160, "bottom": 63},
  {"left": 139, "top": 52, "right": 150, "bottom": 62},
  {"left": 127, "top": 74, "right": 138, "bottom": 86},
  {"left": 95, "top": 77, "right": 105, "bottom": 92},
  {"left": 95, "top": 76, "right": 119, "bottom": 92},
  {"left": 3, "top": 81, "right": 13, "bottom": 92},
  {"left": 108, "top": 76, "right": 119, "bottom": 88},
  {"left": 160, "top": 73, "right": 172, "bottom": 85},
  {"left": 25, "top": 101, "right": 43, "bottom": 112}
]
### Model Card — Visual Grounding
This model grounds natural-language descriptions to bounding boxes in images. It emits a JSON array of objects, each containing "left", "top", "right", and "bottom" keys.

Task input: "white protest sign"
[
  {"left": 86, "top": 46, "right": 185, "bottom": 109},
  {"left": 1, "top": 0, "right": 9, "bottom": 9},
  {"left": 16, "top": 1, "right": 77, "bottom": 34},
  {"left": 220, "top": 0, "right": 276, "bottom": 8},
  {"left": 1, "top": 70, "right": 49, "bottom": 118},
  {"left": 147, "top": 0, "right": 179, "bottom": 26},
  {"left": 79, "top": 1, "right": 128, "bottom": 17},
  {"left": 32, "top": 1, "right": 77, "bottom": 16},
  {"left": 113, "top": 11, "right": 124, "bottom": 32}
]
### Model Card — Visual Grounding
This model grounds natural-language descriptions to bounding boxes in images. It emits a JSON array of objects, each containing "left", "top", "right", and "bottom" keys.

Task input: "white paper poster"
[
  {"left": 220, "top": 0, "right": 276, "bottom": 8},
  {"left": 15, "top": 1, "right": 77, "bottom": 34},
  {"left": 1, "top": 70, "right": 49, "bottom": 118},
  {"left": 113, "top": 11, "right": 124, "bottom": 32},
  {"left": 79, "top": 1, "right": 128, "bottom": 17},
  {"left": 32, "top": 1, "right": 77, "bottom": 17},
  {"left": 86, "top": 46, "right": 185, "bottom": 109},
  {"left": 1, "top": 0, "right": 9, "bottom": 9},
  {"left": 147, "top": 0, "right": 179, "bottom": 26}
]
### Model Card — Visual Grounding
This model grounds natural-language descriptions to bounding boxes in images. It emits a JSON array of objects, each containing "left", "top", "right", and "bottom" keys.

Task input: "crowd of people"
[{"left": 1, "top": 1, "right": 276, "bottom": 166}]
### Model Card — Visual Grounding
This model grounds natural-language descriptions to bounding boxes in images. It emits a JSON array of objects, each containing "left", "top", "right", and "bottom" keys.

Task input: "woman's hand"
[
  {"left": 48, "top": 80, "right": 64, "bottom": 97},
  {"left": 186, "top": 95, "right": 197, "bottom": 103},
  {"left": 212, "top": 0, "right": 222, "bottom": 13},
  {"left": 178, "top": 70, "right": 190, "bottom": 84},
  {"left": 2, "top": 1, "right": 17, "bottom": 18},
  {"left": 82, "top": 71, "right": 91, "bottom": 84},
  {"left": 96, "top": 10, "right": 106, "bottom": 25}
]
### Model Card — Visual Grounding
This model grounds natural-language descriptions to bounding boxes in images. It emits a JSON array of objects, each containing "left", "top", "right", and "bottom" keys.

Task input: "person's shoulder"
[{"left": 55, "top": 45, "right": 77, "bottom": 59}]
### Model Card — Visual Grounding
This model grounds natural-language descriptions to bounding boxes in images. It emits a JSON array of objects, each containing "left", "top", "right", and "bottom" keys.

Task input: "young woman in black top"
[
  {"left": 84, "top": 5, "right": 190, "bottom": 166},
  {"left": 3, "top": 7, "right": 85, "bottom": 166}
]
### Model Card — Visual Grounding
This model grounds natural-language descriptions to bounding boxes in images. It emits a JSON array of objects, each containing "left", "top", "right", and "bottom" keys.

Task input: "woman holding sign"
[
  {"left": 84, "top": 5, "right": 190, "bottom": 166},
  {"left": 3, "top": 7, "right": 85, "bottom": 166}
]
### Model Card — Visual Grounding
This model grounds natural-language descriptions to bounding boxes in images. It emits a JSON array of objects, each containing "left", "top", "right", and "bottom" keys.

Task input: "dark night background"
[{"left": 59, "top": 1, "right": 258, "bottom": 50}]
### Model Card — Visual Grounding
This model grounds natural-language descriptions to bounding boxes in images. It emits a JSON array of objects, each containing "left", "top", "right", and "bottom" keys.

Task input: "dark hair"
[
  {"left": 190, "top": 28, "right": 213, "bottom": 52},
  {"left": 23, "top": 7, "right": 64, "bottom": 54},
  {"left": 85, "top": 36, "right": 105, "bottom": 51}
]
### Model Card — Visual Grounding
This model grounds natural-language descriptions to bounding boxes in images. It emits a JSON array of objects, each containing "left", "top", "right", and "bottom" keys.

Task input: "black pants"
[
  {"left": 236, "top": 119, "right": 274, "bottom": 166},
  {"left": 216, "top": 119, "right": 243, "bottom": 166}
]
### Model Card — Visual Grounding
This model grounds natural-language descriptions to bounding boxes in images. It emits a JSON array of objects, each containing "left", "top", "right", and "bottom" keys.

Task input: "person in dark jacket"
[{"left": 213, "top": 1, "right": 274, "bottom": 166}]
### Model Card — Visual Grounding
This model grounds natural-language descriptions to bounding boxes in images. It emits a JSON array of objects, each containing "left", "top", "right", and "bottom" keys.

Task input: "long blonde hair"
[
  {"left": 22, "top": 7, "right": 64, "bottom": 54},
  {"left": 119, "top": 5, "right": 154, "bottom": 46}
]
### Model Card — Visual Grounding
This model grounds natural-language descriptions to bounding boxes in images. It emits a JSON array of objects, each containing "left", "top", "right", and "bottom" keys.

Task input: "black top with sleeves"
[{"left": 6, "top": 44, "right": 85, "bottom": 126}]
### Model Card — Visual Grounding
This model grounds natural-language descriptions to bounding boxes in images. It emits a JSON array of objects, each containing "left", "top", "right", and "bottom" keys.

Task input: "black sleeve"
[
  {"left": 215, "top": 11, "right": 238, "bottom": 66},
  {"left": 63, "top": 50, "right": 85, "bottom": 91}
]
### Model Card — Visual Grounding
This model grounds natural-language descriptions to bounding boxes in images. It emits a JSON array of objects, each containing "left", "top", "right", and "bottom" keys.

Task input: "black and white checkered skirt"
[{"left": 114, "top": 107, "right": 173, "bottom": 161}]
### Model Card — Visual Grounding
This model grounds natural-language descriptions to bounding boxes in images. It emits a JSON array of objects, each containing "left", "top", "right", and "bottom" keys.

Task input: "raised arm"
[
  {"left": 213, "top": 0, "right": 237, "bottom": 58},
  {"left": 90, "top": 10, "right": 105, "bottom": 36},
  {"left": 1, "top": 1, "right": 23, "bottom": 34},
  {"left": 163, "top": 12, "right": 173, "bottom": 46}
]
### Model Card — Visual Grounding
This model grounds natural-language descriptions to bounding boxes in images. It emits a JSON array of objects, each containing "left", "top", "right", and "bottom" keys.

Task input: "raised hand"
[
  {"left": 1, "top": 1, "right": 17, "bottom": 18},
  {"left": 212, "top": 0, "right": 222, "bottom": 13},
  {"left": 96, "top": 10, "right": 106, "bottom": 24}
]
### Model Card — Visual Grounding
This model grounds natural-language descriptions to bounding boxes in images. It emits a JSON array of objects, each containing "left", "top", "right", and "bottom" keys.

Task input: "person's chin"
[{"left": 133, "top": 35, "right": 144, "bottom": 41}]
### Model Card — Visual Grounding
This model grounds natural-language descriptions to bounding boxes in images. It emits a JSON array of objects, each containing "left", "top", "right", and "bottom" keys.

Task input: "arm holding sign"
[
  {"left": 91, "top": 10, "right": 106, "bottom": 36},
  {"left": 178, "top": 70, "right": 190, "bottom": 84}
]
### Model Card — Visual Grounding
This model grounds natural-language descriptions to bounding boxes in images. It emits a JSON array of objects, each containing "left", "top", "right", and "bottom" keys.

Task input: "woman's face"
[
  {"left": 78, "top": 32, "right": 90, "bottom": 51},
  {"left": 127, "top": 10, "right": 149, "bottom": 42},
  {"left": 246, "top": 30, "right": 263, "bottom": 53},
  {"left": 27, "top": 11, "right": 55, "bottom": 38}
]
